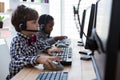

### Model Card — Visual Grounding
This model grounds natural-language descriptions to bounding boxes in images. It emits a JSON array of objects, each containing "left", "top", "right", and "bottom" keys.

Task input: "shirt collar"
[{"left": 17, "top": 32, "right": 29, "bottom": 39}]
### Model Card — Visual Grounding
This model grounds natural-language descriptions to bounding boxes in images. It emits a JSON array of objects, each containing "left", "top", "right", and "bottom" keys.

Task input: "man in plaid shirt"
[{"left": 6, "top": 5, "right": 62, "bottom": 80}]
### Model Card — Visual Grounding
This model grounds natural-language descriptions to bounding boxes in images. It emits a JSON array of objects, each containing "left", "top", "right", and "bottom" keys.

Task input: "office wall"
[
  {"left": 9, "top": 0, "right": 20, "bottom": 10},
  {"left": 49, "top": 0, "right": 80, "bottom": 39},
  {"left": 61, "top": 0, "right": 79, "bottom": 39},
  {"left": 61, "top": 0, "right": 97, "bottom": 39},
  {"left": 49, "top": 0, "right": 61, "bottom": 36}
]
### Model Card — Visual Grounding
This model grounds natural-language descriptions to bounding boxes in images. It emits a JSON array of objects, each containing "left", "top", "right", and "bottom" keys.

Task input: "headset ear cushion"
[
  {"left": 40, "top": 24, "right": 45, "bottom": 31},
  {"left": 19, "top": 22, "right": 26, "bottom": 31}
]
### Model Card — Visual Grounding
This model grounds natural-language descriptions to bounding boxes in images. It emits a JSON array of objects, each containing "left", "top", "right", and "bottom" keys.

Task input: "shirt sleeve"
[
  {"left": 45, "top": 37, "right": 56, "bottom": 45},
  {"left": 37, "top": 31, "right": 56, "bottom": 46},
  {"left": 36, "top": 39, "right": 51, "bottom": 51}
]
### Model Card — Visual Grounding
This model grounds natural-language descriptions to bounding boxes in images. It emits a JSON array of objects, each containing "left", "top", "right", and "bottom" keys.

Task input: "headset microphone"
[{"left": 23, "top": 29, "right": 40, "bottom": 32}]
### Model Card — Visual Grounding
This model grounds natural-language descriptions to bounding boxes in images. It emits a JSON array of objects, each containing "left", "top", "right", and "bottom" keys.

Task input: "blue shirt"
[{"left": 6, "top": 32, "right": 51, "bottom": 80}]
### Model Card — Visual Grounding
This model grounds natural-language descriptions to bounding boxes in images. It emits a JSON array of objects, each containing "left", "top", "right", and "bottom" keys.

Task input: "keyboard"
[
  {"left": 59, "top": 38, "right": 71, "bottom": 45},
  {"left": 53, "top": 47, "right": 72, "bottom": 65},
  {"left": 36, "top": 72, "right": 68, "bottom": 80}
]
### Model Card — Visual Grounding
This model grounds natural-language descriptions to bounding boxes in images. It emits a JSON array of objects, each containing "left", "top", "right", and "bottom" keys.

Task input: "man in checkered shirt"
[{"left": 6, "top": 5, "right": 62, "bottom": 80}]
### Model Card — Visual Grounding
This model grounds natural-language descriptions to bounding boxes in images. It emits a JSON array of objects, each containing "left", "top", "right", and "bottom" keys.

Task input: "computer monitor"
[
  {"left": 92, "top": 0, "right": 120, "bottom": 80},
  {"left": 79, "top": 4, "right": 96, "bottom": 60},
  {"left": 73, "top": 0, "right": 83, "bottom": 44},
  {"left": 77, "top": 10, "right": 86, "bottom": 45},
  {"left": 79, "top": 10, "right": 86, "bottom": 41},
  {"left": 82, "top": 4, "right": 95, "bottom": 49}
]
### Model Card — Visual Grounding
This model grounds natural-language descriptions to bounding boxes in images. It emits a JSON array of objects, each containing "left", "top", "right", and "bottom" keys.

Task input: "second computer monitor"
[{"left": 82, "top": 4, "right": 95, "bottom": 49}]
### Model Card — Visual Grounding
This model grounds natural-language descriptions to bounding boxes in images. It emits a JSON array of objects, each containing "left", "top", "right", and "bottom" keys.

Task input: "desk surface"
[{"left": 11, "top": 39, "right": 96, "bottom": 80}]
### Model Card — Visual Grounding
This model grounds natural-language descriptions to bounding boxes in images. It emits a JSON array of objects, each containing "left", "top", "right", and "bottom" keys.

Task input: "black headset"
[
  {"left": 40, "top": 14, "right": 48, "bottom": 31},
  {"left": 18, "top": 5, "right": 40, "bottom": 32},
  {"left": 19, "top": 18, "right": 27, "bottom": 31},
  {"left": 18, "top": 6, "right": 27, "bottom": 32}
]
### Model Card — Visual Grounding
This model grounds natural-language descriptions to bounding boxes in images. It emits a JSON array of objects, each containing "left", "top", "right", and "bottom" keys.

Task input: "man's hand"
[
  {"left": 36, "top": 55, "right": 61, "bottom": 69},
  {"left": 47, "top": 46, "right": 63, "bottom": 55}
]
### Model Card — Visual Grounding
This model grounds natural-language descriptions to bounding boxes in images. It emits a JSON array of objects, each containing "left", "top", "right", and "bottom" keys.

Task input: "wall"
[{"left": 49, "top": 0, "right": 61, "bottom": 36}]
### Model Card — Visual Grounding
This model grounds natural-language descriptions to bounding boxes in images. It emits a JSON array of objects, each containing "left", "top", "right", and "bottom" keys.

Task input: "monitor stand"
[
  {"left": 77, "top": 38, "right": 84, "bottom": 46},
  {"left": 78, "top": 38, "right": 83, "bottom": 43}
]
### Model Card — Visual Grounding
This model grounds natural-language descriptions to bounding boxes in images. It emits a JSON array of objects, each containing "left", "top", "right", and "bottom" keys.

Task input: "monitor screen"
[
  {"left": 93, "top": 0, "right": 120, "bottom": 80},
  {"left": 82, "top": 4, "right": 95, "bottom": 48},
  {"left": 80, "top": 10, "right": 86, "bottom": 39},
  {"left": 95, "top": 0, "right": 112, "bottom": 53}
]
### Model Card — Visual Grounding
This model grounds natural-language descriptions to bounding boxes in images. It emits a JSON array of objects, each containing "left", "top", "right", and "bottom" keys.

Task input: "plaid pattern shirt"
[
  {"left": 6, "top": 33, "right": 51, "bottom": 80},
  {"left": 37, "top": 30, "right": 56, "bottom": 46}
]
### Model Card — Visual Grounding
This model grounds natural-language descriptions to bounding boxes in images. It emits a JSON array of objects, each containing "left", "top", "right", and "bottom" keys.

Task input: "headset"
[
  {"left": 19, "top": 19, "right": 27, "bottom": 32},
  {"left": 18, "top": 6, "right": 39, "bottom": 32},
  {"left": 18, "top": 5, "right": 27, "bottom": 32},
  {"left": 40, "top": 14, "right": 48, "bottom": 31}
]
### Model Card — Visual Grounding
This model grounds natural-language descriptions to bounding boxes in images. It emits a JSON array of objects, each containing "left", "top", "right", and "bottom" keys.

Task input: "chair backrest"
[{"left": 0, "top": 39, "right": 10, "bottom": 80}]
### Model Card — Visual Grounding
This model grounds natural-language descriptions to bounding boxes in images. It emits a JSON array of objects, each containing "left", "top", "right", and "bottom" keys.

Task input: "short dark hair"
[
  {"left": 11, "top": 5, "right": 39, "bottom": 32},
  {"left": 38, "top": 14, "right": 54, "bottom": 25}
]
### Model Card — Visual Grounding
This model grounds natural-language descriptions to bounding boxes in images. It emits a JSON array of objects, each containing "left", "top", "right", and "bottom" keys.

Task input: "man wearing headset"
[
  {"left": 37, "top": 14, "right": 67, "bottom": 46},
  {"left": 6, "top": 5, "right": 63, "bottom": 80}
]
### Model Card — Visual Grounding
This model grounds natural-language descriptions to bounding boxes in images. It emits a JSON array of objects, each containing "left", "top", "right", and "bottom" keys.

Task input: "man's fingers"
[
  {"left": 44, "top": 60, "right": 51, "bottom": 69},
  {"left": 49, "top": 56, "right": 61, "bottom": 62},
  {"left": 45, "top": 59, "right": 58, "bottom": 69}
]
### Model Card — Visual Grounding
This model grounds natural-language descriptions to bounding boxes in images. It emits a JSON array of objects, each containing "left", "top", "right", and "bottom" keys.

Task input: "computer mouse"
[
  {"left": 80, "top": 55, "right": 92, "bottom": 60},
  {"left": 44, "top": 61, "right": 64, "bottom": 70}
]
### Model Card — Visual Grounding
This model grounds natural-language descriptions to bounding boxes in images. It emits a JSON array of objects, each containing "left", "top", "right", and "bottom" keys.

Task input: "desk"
[{"left": 11, "top": 39, "right": 96, "bottom": 80}]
